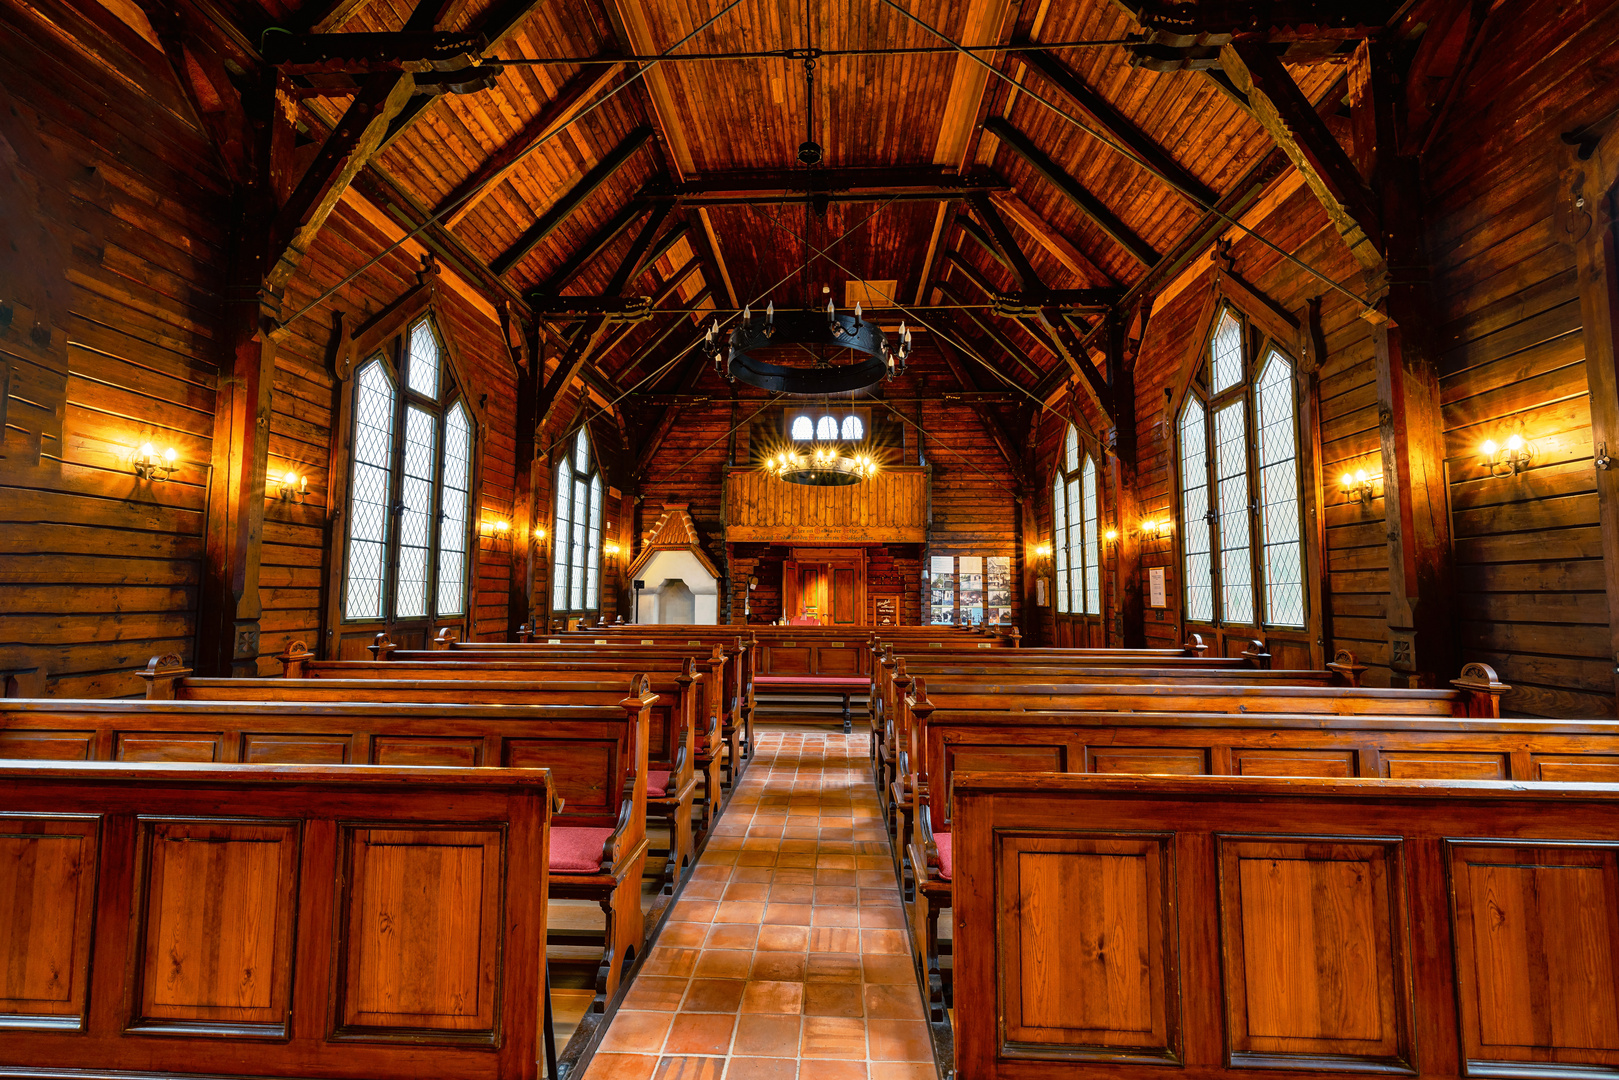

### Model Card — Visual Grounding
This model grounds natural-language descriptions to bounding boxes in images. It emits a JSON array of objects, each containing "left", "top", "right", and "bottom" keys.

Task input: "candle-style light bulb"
[
  {"left": 826, "top": 299, "right": 835, "bottom": 318},
  {"left": 854, "top": 301, "right": 862, "bottom": 322},
  {"left": 140, "top": 443, "right": 155, "bottom": 459},
  {"left": 742, "top": 303, "right": 750, "bottom": 323},
  {"left": 1481, "top": 439, "right": 1499, "bottom": 457},
  {"left": 163, "top": 447, "right": 177, "bottom": 463},
  {"left": 1339, "top": 473, "right": 1354, "bottom": 488},
  {"left": 766, "top": 301, "right": 774, "bottom": 323},
  {"left": 1506, "top": 433, "right": 1525, "bottom": 451},
  {"left": 1354, "top": 469, "right": 1368, "bottom": 484}
]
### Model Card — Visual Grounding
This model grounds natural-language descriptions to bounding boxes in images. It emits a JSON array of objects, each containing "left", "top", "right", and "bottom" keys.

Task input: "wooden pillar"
[
  {"left": 1107, "top": 312, "right": 1144, "bottom": 647},
  {"left": 198, "top": 194, "right": 279, "bottom": 677},
  {"left": 1570, "top": 147, "right": 1619, "bottom": 711},
  {"left": 508, "top": 312, "right": 539, "bottom": 641},
  {"left": 1017, "top": 492, "right": 1037, "bottom": 641}
]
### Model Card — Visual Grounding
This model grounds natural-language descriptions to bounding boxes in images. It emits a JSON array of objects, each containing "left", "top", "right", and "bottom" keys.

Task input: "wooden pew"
[
  {"left": 950, "top": 772, "right": 1619, "bottom": 1080},
  {"left": 0, "top": 759, "right": 554, "bottom": 1080},
  {"left": 289, "top": 639, "right": 728, "bottom": 833},
  {"left": 139, "top": 651, "right": 699, "bottom": 893},
  {"left": 425, "top": 637, "right": 746, "bottom": 788},
  {"left": 0, "top": 692, "right": 652, "bottom": 1011}
]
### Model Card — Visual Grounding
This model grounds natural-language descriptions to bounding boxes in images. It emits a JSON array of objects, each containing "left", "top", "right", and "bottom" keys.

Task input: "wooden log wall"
[
  {"left": 1419, "top": 0, "right": 1619, "bottom": 718},
  {"left": 0, "top": 0, "right": 226, "bottom": 697}
]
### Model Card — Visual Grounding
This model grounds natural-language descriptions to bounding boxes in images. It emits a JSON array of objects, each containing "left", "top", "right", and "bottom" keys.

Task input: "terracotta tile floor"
[{"left": 584, "top": 729, "right": 933, "bottom": 1080}]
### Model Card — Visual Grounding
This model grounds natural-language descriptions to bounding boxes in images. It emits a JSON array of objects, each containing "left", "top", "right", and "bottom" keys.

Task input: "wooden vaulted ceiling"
[{"left": 244, "top": 0, "right": 1352, "bottom": 398}]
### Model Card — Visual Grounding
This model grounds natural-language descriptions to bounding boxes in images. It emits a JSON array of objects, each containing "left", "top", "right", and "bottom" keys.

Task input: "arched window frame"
[
  {"left": 783, "top": 407, "right": 870, "bottom": 442},
  {"left": 1174, "top": 300, "right": 1309, "bottom": 632},
  {"left": 331, "top": 301, "right": 484, "bottom": 642},
  {"left": 1052, "top": 425, "right": 1103, "bottom": 617},
  {"left": 552, "top": 428, "right": 604, "bottom": 615}
]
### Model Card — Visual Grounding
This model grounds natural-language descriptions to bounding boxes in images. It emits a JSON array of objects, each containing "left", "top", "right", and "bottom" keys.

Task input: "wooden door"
[{"left": 784, "top": 556, "right": 865, "bottom": 626}]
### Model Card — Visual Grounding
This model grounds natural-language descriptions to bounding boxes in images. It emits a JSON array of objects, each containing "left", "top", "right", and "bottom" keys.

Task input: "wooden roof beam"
[
  {"left": 532, "top": 198, "right": 647, "bottom": 296},
  {"left": 1021, "top": 48, "right": 1217, "bottom": 208},
  {"left": 630, "top": 222, "right": 692, "bottom": 284},
  {"left": 436, "top": 60, "right": 627, "bottom": 228},
  {"left": 659, "top": 167, "right": 1007, "bottom": 206},
  {"left": 266, "top": 70, "right": 415, "bottom": 292},
  {"left": 933, "top": 280, "right": 1045, "bottom": 384},
  {"left": 611, "top": 284, "right": 715, "bottom": 383},
  {"left": 968, "top": 192, "right": 1040, "bottom": 291},
  {"left": 375, "top": 0, "right": 554, "bottom": 152},
  {"left": 986, "top": 116, "right": 1161, "bottom": 269},
  {"left": 1220, "top": 42, "right": 1385, "bottom": 278},
  {"left": 491, "top": 125, "right": 655, "bottom": 277},
  {"left": 987, "top": 190, "right": 1116, "bottom": 287},
  {"left": 591, "top": 256, "right": 702, "bottom": 366},
  {"left": 532, "top": 201, "right": 672, "bottom": 431}
]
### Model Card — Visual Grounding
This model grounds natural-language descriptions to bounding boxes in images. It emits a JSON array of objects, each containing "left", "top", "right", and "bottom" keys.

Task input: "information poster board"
[{"left": 1148, "top": 566, "right": 1167, "bottom": 608}]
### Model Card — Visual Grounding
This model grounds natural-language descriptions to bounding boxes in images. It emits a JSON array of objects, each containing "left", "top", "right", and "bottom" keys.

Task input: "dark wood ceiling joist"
[
  {"left": 657, "top": 168, "right": 1009, "bottom": 206},
  {"left": 611, "top": 284, "right": 714, "bottom": 383},
  {"left": 1020, "top": 47, "right": 1217, "bottom": 209},
  {"left": 986, "top": 116, "right": 1162, "bottom": 269},
  {"left": 435, "top": 59, "right": 628, "bottom": 228},
  {"left": 491, "top": 124, "right": 655, "bottom": 277},
  {"left": 532, "top": 198, "right": 648, "bottom": 296}
]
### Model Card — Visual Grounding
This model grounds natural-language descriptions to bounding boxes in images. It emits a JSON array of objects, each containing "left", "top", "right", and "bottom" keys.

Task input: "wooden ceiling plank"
[
  {"left": 934, "top": 279, "right": 1045, "bottom": 383},
  {"left": 612, "top": 283, "right": 714, "bottom": 382},
  {"left": 630, "top": 221, "right": 692, "bottom": 283},
  {"left": 490, "top": 123, "right": 654, "bottom": 276},
  {"left": 439, "top": 59, "right": 627, "bottom": 227},
  {"left": 696, "top": 206, "right": 739, "bottom": 309},
  {"left": 968, "top": 191, "right": 1039, "bottom": 290},
  {"left": 932, "top": 0, "right": 1017, "bottom": 169},
  {"left": 934, "top": 334, "right": 1029, "bottom": 485},
  {"left": 533, "top": 197, "right": 647, "bottom": 295},
  {"left": 914, "top": 204, "right": 949, "bottom": 306},
  {"left": 1220, "top": 41, "right": 1384, "bottom": 277},
  {"left": 609, "top": 0, "right": 695, "bottom": 179},
  {"left": 1021, "top": 47, "right": 1217, "bottom": 208},
  {"left": 291, "top": 0, "right": 371, "bottom": 34},
  {"left": 986, "top": 115, "right": 1161, "bottom": 268}
]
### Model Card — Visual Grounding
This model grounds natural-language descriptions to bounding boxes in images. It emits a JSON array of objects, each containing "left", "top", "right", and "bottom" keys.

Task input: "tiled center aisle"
[{"left": 584, "top": 727, "right": 935, "bottom": 1080}]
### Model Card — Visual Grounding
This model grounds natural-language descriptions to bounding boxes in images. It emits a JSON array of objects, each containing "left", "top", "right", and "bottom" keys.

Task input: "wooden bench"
[
  {"left": 0, "top": 690, "right": 653, "bottom": 1012},
  {"left": 140, "top": 651, "right": 700, "bottom": 893},
  {"left": 312, "top": 639, "right": 729, "bottom": 831},
  {"left": 951, "top": 772, "right": 1619, "bottom": 1080},
  {"left": 425, "top": 637, "right": 747, "bottom": 787},
  {"left": 752, "top": 674, "right": 872, "bottom": 732},
  {"left": 0, "top": 759, "right": 554, "bottom": 1080}
]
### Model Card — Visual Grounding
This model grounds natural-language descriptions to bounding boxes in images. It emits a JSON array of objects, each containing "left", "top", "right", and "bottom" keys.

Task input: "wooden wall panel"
[
  {"left": 1422, "top": 0, "right": 1619, "bottom": 717},
  {"left": 0, "top": 0, "right": 225, "bottom": 698},
  {"left": 0, "top": 815, "right": 97, "bottom": 1028}
]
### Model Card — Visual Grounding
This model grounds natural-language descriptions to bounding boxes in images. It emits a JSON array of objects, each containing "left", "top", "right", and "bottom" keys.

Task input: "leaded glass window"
[
  {"left": 553, "top": 429, "right": 604, "bottom": 613},
  {"left": 816, "top": 415, "right": 838, "bottom": 440},
  {"left": 1176, "top": 304, "right": 1307, "bottom": 630},
  {"left": 841, "top": 415, "right": 863, "bottom": 440},
  {"left": 1052, "top": 425, "right": 1103, "bottom": 619},
  {"left": 791, "top": 416, "right": 813, "bottom": 440},
  {"left": 340, "top": 314, "right": 476, "bottom": 626}
]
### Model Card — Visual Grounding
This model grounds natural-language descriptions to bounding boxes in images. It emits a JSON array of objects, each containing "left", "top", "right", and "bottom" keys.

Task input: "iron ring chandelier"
[{"left": 703, "top": 301, "right": 913, "bottom": 395}]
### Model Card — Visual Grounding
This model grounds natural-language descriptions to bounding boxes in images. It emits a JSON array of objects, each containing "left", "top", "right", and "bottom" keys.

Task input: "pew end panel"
[
  {"left": 0, "top": 761, "right": 554, "bottom": 1080},
  {"left": 950, "top": 773, "right": 1619, "bottom": 1080}
]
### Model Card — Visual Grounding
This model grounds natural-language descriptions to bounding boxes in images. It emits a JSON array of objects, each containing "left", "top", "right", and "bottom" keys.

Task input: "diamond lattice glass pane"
[
  {"left": 791, "top": 415, "right": 813, "bottom": 440},
  {"left": 392, "top": 405, "right": 437, "bottom": 619},
  {"left": 1082, "top": 458, "right": 1100, "bottom": 615},
  {"left": 930, "top": 555, "right": 955, "bottom": 625},
  {"left": 1065, "top": 425, "right": 1079, "bottom": 472},
  {"left": 1255, "top": 351, "right": 1304, "bottom": 627},
  {"left": 1211, "top": 308, "right": 1243, "bottom": 394},
  {"left": 1214, "top": 401, "right": 1253, "bottom": 625},
  {"left": 574, "top": 429, "right": 590, "bottom": 472},
  {"left": 344, "top": 360, "right": 395, "bottom": 620},
  {"left": 585, "top": 475, "right": 602, "bottom": 609},
  {"left": 1178, "top": 398, "right": 1213, "bottom": 622},
  {"left": 817, "top": 415, "right": 837, "bottom": 440},
  {"left": 841, "top": 415, "right": 863, "bottom": 440},
  {"left": 570, "top": 478, "right": 588, "bottom": 609},
  {"left": 436, "top": 402, "right": 472, "bottom": 616},
  {"left": 1052, "top": 473, "right": 1068, "bottom": 614},
  {"left": 554, "top": 460, "right": 572, "bottom": 593},
  {"left": 1066, "top": 478, "right": 1084, "bottom": 612},
  {"left": 407, "top": 319, "right": 440, "bottom": 399}
]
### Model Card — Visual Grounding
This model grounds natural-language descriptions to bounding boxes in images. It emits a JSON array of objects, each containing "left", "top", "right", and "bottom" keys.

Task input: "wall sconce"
[
  {"left": 1338, "top": 468, "right": 1380, "bottom": 503},
  {"left": 1136, "top": 519, "right": 1173, "bottom": 539},
  {"left": 1032, "top": 541, "right": 1052, "bottom": 574},
  {"left": 1481, "top": 433, "right": 1532, "bottom": 476},
  {"left": 1104, "top": 528, "right": 1119, "bottom": 546},
  {"left": 604, "top": 541, "right": 621, "bottom": 558},
  {"left": 535, "top": 526, "right": 547, "bottom": 541},
  {"left": 483, "top": 518, "right": 511, "bottom": 538},
  {"left": 134, "top": 442, "right": 178, "bottom": 481},
  {"left": 273, "top": 470, "right": 307, "bottom": 503}
]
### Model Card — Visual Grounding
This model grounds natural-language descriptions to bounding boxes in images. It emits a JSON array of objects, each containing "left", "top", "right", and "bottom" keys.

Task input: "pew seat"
[{"left": 753, "top": 674, "right": 871, "bottom": 732}]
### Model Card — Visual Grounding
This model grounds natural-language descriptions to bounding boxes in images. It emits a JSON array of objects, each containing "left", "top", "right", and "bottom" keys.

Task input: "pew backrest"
[{"left": 0, "top": 759, "right": 554, "bottom": 1079}]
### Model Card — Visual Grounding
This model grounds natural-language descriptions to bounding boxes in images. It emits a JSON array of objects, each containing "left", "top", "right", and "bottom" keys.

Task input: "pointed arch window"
[
  {"left": 553, "top": 429, "right": 604, "bottom": 613},
  {"left": 1052, "top": 425, "right": 1102, "bottom": 616},
  {"left": 341, "top": 314, "right": 475, "bottom": 623},
  {"left": 1176, "top": 303, "right": 1306, "bottom": 630}
]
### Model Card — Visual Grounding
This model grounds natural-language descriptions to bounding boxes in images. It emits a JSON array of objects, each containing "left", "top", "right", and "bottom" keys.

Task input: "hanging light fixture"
[
  {"left": 763, "top": 443, "right": 881, "bottom": 487},
  {"left": 702, "top": 52, "right": 912, "bottom": 396}
]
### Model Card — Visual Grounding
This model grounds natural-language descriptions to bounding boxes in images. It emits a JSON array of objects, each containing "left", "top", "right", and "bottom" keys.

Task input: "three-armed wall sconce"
[
  {"left": 1338, "top": 468, "right": 1381, "bottom": 503},
  {"left": 274, "top": 470, "right": 308, "bottom": 503},
  {"left": 134, "top": 443, "right": 179, "bottom": 481},
  {"left": 482, "top": 518, "right": 511, "bottom": 538},
  {"left": 603, "top": 541, "right": 622, "bottom": 558},
  {"left": 1032, "top": 541, "right": 1052, "bottom": 575},
  {"left": 1481, "top": 433, "right": 1532, "bottom": 476},
  {"left": 1136, "top": 518, "right": 1173, "bottom": 540}
]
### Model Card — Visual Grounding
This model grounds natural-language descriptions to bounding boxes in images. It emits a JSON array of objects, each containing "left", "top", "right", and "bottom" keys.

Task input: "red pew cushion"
[
  {"left": 550, "top": 826, "right": 614, "bottom": 873},
  {"left": 647, "top": 769, "right": 672, "bottom": 795},
  {"left": 934, "top": 831, "right": 953, "bottom": 881}
]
